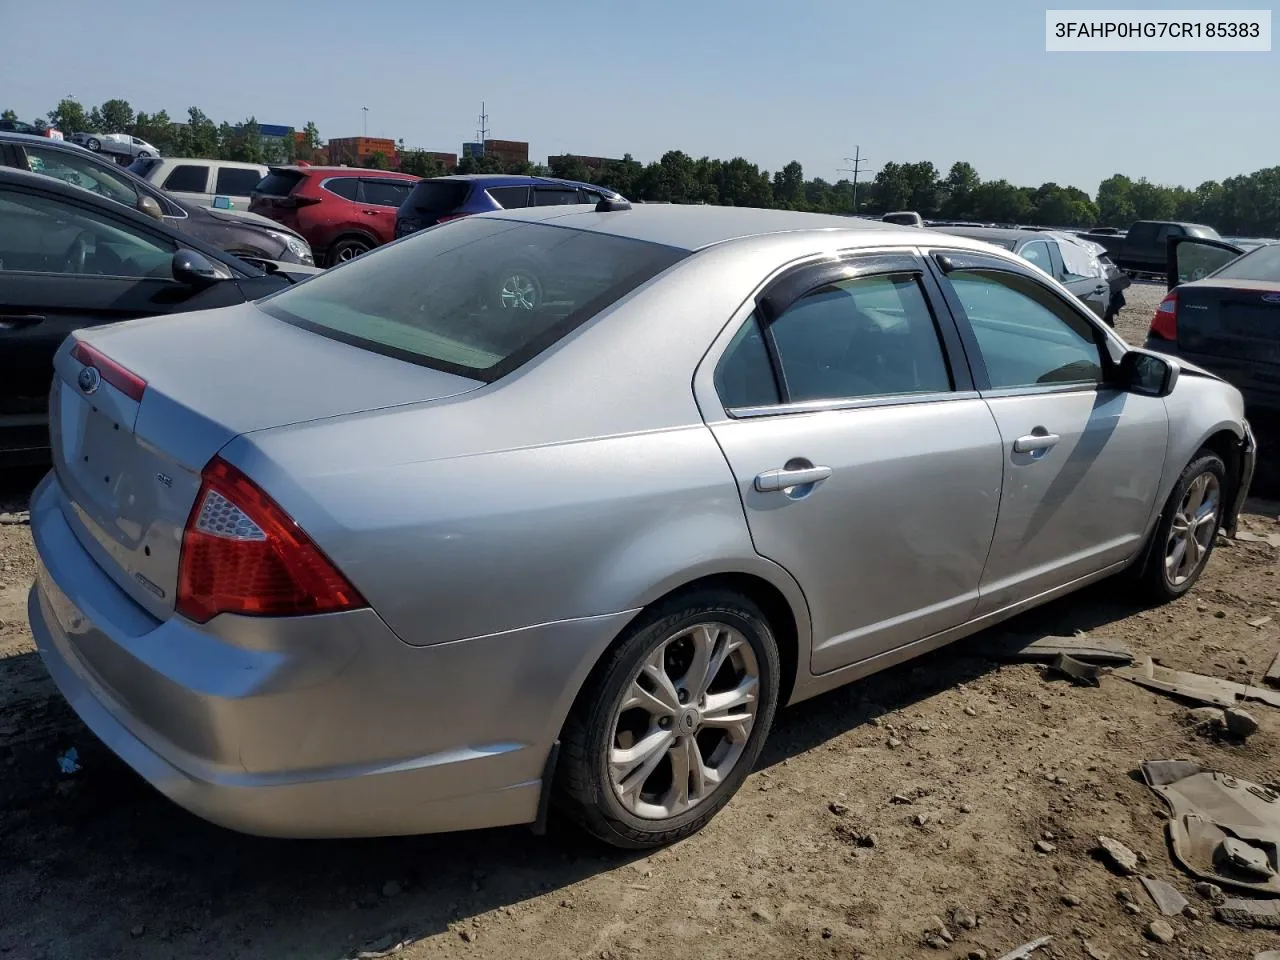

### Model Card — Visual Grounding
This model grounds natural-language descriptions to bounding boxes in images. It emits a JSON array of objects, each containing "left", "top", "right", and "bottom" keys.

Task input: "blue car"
[{"left": 395, "top": 174, "right": 623, "bottom": 239}]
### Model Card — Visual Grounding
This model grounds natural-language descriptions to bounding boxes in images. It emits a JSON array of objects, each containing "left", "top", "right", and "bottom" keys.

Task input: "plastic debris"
[{"left": 56, "top": 747, "right": 80, "bottom": 775}]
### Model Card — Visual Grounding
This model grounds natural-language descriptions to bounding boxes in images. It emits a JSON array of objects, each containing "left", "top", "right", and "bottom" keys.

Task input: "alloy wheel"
[
  {"left": 607, "top": 622, "right": 760, "bottom": 820},
  {"left": 498, "top": 271, "right": 539, "bottom": 310},
  {"left": 1165, "top": 472, "right": 1221, "bottom": 586}
]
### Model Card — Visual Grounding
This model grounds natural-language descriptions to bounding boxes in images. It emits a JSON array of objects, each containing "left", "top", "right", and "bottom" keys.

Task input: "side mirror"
[
  {"left": 212, "top": 195, "right": 233, "bottom": 209},
  {"left": 1119, "top": 349, "right": 1179, "bottom": 398},
  {"left": 172, "top": 249, "right": 233, "bottom": 288},
  {"left": 137, "top": 195, "right": 164, "bottom": 221}
]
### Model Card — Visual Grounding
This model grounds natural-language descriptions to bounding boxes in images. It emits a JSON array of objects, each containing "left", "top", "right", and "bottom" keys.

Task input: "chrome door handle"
[
  {"left": 755, "top": 465, "right": 832, "bottom": 492},
  {"left": 1013, "top": 432, "right": 1061, "bottom": 453}
]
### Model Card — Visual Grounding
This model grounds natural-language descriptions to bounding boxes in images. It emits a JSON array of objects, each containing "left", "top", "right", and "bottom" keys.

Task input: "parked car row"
[{"left": 23, "top": 200, "right": 1253, "bottom": 850}]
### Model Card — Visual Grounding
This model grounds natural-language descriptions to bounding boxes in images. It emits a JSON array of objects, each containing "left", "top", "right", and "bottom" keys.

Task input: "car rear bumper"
[{"left": 28, "top": 473, "right": 634, "bottom": 838}]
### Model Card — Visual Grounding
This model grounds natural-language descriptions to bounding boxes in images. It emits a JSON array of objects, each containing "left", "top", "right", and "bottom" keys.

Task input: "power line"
[{"left": 839, "top": 145, "right": 870, "bottom": 215}]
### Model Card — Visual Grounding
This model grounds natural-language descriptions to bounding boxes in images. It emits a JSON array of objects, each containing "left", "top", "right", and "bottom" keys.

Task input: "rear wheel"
[
  {"left": 86, "top": 137, "right": 101, "bottom": 151},
  {"left": 326, "top": 238, "right": 370, "bottom": 266},
  {"left": 1140, "top": 451, "right": 1226, "bottom": 602},
  {"left": 555, "top": 590, "right": 780, "bottom": 849},
  {"left": 136, "top": 150, "right": 151, "bottom": 159}
]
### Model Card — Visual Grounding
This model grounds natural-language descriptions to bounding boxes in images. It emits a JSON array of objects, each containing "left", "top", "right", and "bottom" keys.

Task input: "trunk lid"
[
  {"left": 52, "top": 302, "right": 480, "bottom": 619},
  {"left": 1177, "top": 280, "right": 1280, "bottom": 364}
]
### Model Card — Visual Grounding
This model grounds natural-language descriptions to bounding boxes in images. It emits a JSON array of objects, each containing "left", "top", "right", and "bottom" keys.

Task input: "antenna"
[
  {"left": 361, "top": 106, "right": 369, "bottom": 138},
  {"left": 838, "top": 146, "right": 873, "bottom": 214},
  {"left": 477, "top": 101, "right": 490, "bottom": 143}
]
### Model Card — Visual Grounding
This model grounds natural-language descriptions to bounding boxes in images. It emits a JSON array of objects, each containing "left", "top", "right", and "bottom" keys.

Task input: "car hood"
[{"left": 204, "top": 205, "right": 307, "bottom": 239}]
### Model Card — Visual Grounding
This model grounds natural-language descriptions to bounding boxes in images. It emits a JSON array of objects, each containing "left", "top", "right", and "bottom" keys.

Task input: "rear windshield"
[
  {"left": 1214, "top": 243, "right": 1280, "bottom": 283},
  {"left": 1186, "top": 225, "right": 1221, "bottom": 240},
  {"left": 259, "top": 218, "right": 687, "bottom": 381},
  {"left": 403, "top": 179, "right": 470, "bottom": 213},
  {"left": 127, "top": 157, "right": 162, "bottom": 178},
  {"left": 254, "top": 169, "right": 305, "bottom": 196}
]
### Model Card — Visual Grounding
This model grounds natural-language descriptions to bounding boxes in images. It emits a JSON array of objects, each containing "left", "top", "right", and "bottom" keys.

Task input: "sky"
[{"left": 2, "top": 0, "right": 1275, "bottom": 195}]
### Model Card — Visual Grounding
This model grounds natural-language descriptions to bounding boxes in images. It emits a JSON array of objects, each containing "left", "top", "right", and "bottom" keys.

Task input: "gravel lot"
[{"left": 3, "top": 286, "right": 1279, "bottom": 960}]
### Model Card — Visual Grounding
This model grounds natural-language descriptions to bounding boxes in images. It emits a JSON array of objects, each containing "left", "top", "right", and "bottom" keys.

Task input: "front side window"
[
  {"left": 259, "top": 218, "right": 686, "bottom": 380},
  {"left": 163, "top": 164, "right": 210, "bottom": 193},
  {"left": 0, "top": 187, "right": 176, "bottom": 278},
  {"left": 24, "top": 145, "right": 139, "bottom": 208},
  {"left": 948, "top": 269, "right": 1103, "bottom": 390},
  {"left": 1018, "top": 240, "right": 1054, "bottom": 277},
  {"left": 714, "top": 272, "right": 953, "bottom": 408},
  {"left": 215, "top": 167, "right": 265, "bottom": 196}
]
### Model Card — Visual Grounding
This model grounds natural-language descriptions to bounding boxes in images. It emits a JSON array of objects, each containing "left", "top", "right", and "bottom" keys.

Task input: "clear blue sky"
[{"left": 2, "top": 0, "right": 1274, "bottom": 194}]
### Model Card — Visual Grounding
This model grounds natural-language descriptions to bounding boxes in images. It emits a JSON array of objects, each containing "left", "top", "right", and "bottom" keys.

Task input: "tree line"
[{"left": 4, "top": 98, "right": 1278, "bottom": 237}]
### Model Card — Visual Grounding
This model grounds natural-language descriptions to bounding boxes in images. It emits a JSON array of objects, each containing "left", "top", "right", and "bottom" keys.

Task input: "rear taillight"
[
  {"left": 176, "top": 457, "right": 366, "bottom": 623},
  {"left": 1150, "top": 292, "right": 1178, "bottom": 341},
  {"left": 71, "top": 341, "right": 146, "bottom": 402}
]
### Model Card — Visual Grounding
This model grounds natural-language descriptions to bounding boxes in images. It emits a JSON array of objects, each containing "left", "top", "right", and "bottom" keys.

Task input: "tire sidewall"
[
  {"left": 328, "top": 239, "right": 369, "bottom": 266},
  {"left": 585, "top": 596, "right": 780, "bottom": 839},
  {"left": 1152, "top": 453, "right": 1227, "bottom": 598}
]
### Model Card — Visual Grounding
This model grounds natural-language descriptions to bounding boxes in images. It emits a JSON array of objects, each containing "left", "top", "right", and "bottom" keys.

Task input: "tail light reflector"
[
  {"left": 71, "top": 341, "right": 147, "bottom": 402},
  {"left": 176, "top": 457, "right": 367, "bottom": 623},
  {"left": 1150, "top": 292, "right": 1178, "bottom": 341}
]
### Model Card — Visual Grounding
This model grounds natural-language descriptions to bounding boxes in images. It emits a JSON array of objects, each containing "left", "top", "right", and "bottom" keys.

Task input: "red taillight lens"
[
  {"left": 71, "top": 341, "right": 147, "bottom": 402},
  {"left": 176, "top": 457, "right": 367, "bottom": 623},
  {"left": 1150, "top": 292, "right": 1178, "bottom": 341},
  {"left": 436, "top": 212, "right": 469, "bottom": 223}
]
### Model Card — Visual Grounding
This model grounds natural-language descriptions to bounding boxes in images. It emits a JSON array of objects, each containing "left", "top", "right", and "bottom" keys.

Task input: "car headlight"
[{"left": 269, "top": 231, "right": 314, "bottom": 264}]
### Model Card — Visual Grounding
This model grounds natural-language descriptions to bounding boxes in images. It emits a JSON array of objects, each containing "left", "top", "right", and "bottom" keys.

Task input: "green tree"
[
  {"left": 548, "top": 154, "right": 594, "bottom": 183},
  {"left": 1096, "top": 174, "right": 1137, "bottom": 227},
  {"left": 178, "top": 107, "right": 220, "bottom": 159},
  {"left": 93, "top": 98, "right": 134, "bottom": 133},
  {"left": 399, "top": 149, "right": 448, "bottom": 179},
  {"left": 48, "top": 98, "right": 90, "bottom": 135},
  {"left": 771, "top": 161, "right": 806, "bottom": 209},
  {"left": 941, "top": 162, "right": 981, "bottom": 219},
  {"left": 597, "top": 154, "right": 644, "bottom": 198},
  {"left": 132, "top": 109, "right": 175, "bottom": 154},
  {"left": 0, "top": 109, "right": 17, "bottom": 122},
  {"left": 970, "top": 179, "right": 1034, "bottom": 223},
  {"left": 362, "top": 151, "right": 388, "bottom": 170}
]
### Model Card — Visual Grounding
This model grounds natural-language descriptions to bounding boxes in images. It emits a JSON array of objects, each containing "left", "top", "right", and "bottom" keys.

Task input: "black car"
[
  {"left": 0, "top": 132, "right": 314, "bottom": 267},
  {"left": 0, "top": 167, "right": 319, "bottom": 466}
]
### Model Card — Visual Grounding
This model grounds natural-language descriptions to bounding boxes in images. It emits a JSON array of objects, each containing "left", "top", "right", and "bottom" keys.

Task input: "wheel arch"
[{"left": 323, "top": 231, "right": 379, "bottom": 264}]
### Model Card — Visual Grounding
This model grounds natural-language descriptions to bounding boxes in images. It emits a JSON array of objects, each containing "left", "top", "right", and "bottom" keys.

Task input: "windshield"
[
  {"left": 1214, "top": 243, "right": 1280, "bottom": 283},
  {"left": 24, "top": 144, "right": 139, "bottom": 208},
  {"left": 1186, "top": 225, "right": 1220, "bottom": 239},
  {"left": 259, "top": 218, "right": 687, "bottom": 381}
]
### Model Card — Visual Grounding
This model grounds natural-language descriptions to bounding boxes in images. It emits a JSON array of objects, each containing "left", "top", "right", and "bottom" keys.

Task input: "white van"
[{"left": 127, "top": 157, "right": 269, "bottom": 209}]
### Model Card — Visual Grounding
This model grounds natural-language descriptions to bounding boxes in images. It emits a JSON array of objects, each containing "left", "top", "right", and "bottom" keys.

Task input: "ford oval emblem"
[
  {"left": 1263, "top": 293, "right": 1280, "bottom": 304},
  {"left": 77, "top": 366, "right": 101, "bottom": 395}
]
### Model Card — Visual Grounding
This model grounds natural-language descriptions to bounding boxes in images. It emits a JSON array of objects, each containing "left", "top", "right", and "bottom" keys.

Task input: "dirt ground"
[{"left": 3, "top": 283, "right": 1280, "bottom": 960}]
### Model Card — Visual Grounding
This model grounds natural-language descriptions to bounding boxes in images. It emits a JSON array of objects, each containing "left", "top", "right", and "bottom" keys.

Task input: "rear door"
[
  {"left": 698, "top": 252, "right": 1004, "bottom": 674},
  {"left": 213, "top": 166, "right": 267, "bottom": 208},
  {"left": 356, "top": 177, "right": 413, "bottom": 243},
  {"left": 928, "top": 249, "right": 1168, "bottom": 613},
  {"left": 161, "top": 162, "right": 214, "bottom": 205},
  {"left": 532, "top": 186, "right": 583, "bottom": 207},
  {"left": 486, "top": 185, "right": 531, "bottom": 209},
  {"left": 0, "top": 181, "right": 254, "bottom": 456}
]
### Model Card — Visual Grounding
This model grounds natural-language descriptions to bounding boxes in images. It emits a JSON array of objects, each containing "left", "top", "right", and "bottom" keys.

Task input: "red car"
[{"left": 249, "top": 166, "right": 420, "bottom": 266}]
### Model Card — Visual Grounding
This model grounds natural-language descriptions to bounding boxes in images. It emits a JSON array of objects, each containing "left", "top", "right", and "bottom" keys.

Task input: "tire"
[
  {"left": 490, "top": 264, "right": 543, "bottom": 312},
  {"left": 555, "top": 589, "right": 781, "bottom": 849},
  {"left": 1139, "top": 451, "right": 1227, "bottom": 603},
  {"left": 136, "top": 150, "right": 151, "bottom": 159},
  {"left": 326, "top": 238, "right": 370, "bottom": 266},
  {"left": 86, "top": 137, "right": 101, "bottom": 152}
]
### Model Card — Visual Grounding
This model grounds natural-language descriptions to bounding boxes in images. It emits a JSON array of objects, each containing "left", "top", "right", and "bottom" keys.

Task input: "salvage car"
[
  {"left": 1, "top": 132, "right": 313, "bottom": 266},
  {"left": 28, "top": 203, "right": 1253, "bottom": 850},
  {"left": 394, "top": 174, "right": 623, "bottom": 239},
  {"left": 73, "top": 131, "right": 160, "bottom": 160},
  {"left": 0, "top": 167, "right": 319, "bottom": 465}
]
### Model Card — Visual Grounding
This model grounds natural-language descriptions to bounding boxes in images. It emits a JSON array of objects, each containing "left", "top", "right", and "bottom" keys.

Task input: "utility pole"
[
  {"left": 838, "top": 146, "right": 872, "bottom": 214},
  {"left": 361, "top": 106, "right": 369, "bottom": 138},
  {"left": 477, "top": 101, "right": 490, "bottom": 144}
]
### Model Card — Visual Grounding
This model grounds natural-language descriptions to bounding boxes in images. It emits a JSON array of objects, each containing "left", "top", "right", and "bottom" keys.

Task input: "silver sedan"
[{"left": 28, "top": 202, "right": 1254, "bottom": 848}]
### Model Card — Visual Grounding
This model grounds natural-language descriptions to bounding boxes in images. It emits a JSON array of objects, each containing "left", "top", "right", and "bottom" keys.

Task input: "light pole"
[{"left": 362, "top": 106, "right": 369, "bottom": 138}]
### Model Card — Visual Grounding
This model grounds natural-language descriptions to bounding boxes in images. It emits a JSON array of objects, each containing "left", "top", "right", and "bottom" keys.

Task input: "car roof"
[
  {"left": 150, "top": 157, "right": 267, "bottom": 168},
  {"left": 433, "top": 174, "right": 613, "bottom": 191},
  {"left": 470, "top": 203, "right": 1010, "bottom": 254},
  {"left": 274, "top": 165, "right": 417, "bottom": 178},
  {"left": 931, "top": 225, "right": 1045, "bottom": 244},
  {"left": 0, "top": 130, "right": 92, "bottom": 151}
]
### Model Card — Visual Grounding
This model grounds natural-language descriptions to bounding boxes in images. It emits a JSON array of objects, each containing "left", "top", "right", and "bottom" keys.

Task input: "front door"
[
  {"left": 700, "top": 253, "right": 1004, "bottom": 674},
  {"left": 930, "top": 253, "right": 1169, "bottom": 613}
]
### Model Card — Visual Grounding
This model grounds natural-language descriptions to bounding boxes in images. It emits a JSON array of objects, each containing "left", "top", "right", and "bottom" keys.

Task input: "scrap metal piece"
[
  {"left": 997, "top": 935, "right": 1053, "bottom": 960},
  {"left": 1047, "top": 652, "right": 1103, "bottom": 686},
  {"left": 1114, "top": 657, "right": 1280, "bottom": 709},
  {"left": 1265, "top": 650, "right": 1280, "bottom": 689},
  {"left": 1216, "top": 897, "right": 1280, "bottom": 928},
  {"left": 1235, "top": 530, "right": 1280, "bottom": 548},
  {"left": 1140, "top": 876, "right": 1190, "bottom": 916},
  {"left": 1141, "top": 760, "right": 1280, "bottom": 895},
  {"left": 978, "top": 634, "right": 1134, "bottom": 665}
]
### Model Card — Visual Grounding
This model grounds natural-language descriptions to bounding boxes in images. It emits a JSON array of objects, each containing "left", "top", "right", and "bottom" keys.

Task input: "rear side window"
[
  {"left": 255, "top": 169, "right": 304, "bottom": 197},
  {"left": 127, "top": 157, "right": 161, "bottom": 178},
  {"left": 487, "top": 185, "right": 530, "bottom": 209},
  {"left": 405, "top": 179, "right": 470, "bottom": 213},
  {"left": 1215, "top": 243, "right": 1280, "bottom": 282},
  {"left": 359, "top": 179, "right": 413, "bottom": 207},
  {"left": 163, "top": 164, "right": 210, "bottom": 193},
  {"left": 215, "top": 167, "right": 264, "bottom": 196},
  {"left": 1018, "top": 240, "right": 1054, "bottom": 276},
  {"left": 259, "top": 218, "right": 686, "bottom": 381},
  {"left": 323, "top": 177, "right": 360, "bottom": 200}
]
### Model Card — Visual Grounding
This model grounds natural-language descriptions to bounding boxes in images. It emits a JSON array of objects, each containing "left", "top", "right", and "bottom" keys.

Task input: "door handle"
[
  {"left": 0, "top": 314, "right": 45, "bottom": 330},
  {"left": 360, "top": 209, "right": 379, "bottom": 215},
  {"left": 755, "top": 465, "right": 832, "bottom": 493},
  {"left": 1013, "top": 431, "right": 1061, "bottom": 453},
  {"left": 1094, "top": 284, "right": 1108, "bottom": 295}
]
